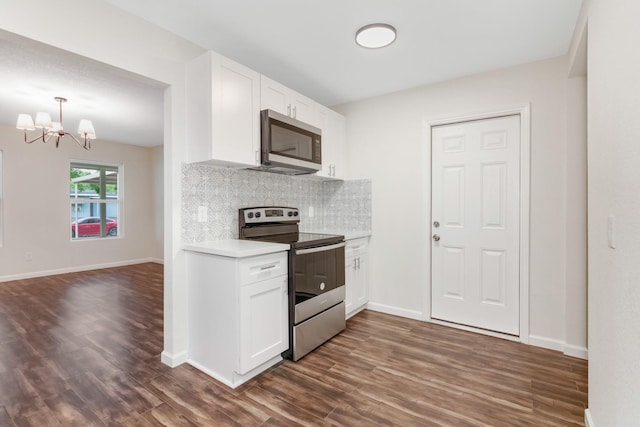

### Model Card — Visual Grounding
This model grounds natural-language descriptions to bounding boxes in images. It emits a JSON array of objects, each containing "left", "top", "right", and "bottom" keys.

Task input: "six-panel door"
[{"left": 431, "top": 115, "right": 521, "bottom": 335}]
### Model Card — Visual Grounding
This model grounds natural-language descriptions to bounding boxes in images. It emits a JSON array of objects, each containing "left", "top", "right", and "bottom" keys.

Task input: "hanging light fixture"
[{"left": 16, "top": 97, "right": 96, "bottom": 149}]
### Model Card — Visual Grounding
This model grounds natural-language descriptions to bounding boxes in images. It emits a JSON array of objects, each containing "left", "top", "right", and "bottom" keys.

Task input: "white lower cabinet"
[
  {"left": 186, "top": 250, "right": 288, "bottom": 388},
  {"left": 345, "top": 237, "right": 369, "bottom": 319},
  {"left": 238, "top": 274, "right": 288, "bottom": 374}
]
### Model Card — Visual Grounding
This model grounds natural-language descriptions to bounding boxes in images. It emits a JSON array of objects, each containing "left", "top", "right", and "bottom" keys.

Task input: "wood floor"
[{"left": 0, "top": 263, "right": 588, "bottom": 426}]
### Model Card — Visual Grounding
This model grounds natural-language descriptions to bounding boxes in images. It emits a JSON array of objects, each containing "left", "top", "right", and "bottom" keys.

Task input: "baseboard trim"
[
  {"left": 161, "top": 350, "right": 188, "bottom": 367},
  {"left": 564, "top": 344, "right": 588, "bottom": 360},
  {"left": 366, "top": 306, "right": 588, "bottom": 359},
  {"left": 528, "top": 335, "right": 588, "bottom": 359},
  {"left": 151, "top": 257, "right": 164, "bottom": 265},
  {"left": 585, "top": 409, "right": 594, "bottom": 427},
  {"left": 366, "top": 302, "right": 424, "bottom": 321},
  {"left": 528, "top": 335, "right": 565, "bottom": 352},
  {"left": 0, "top": 258, "right": 160, "bottom": 283}
]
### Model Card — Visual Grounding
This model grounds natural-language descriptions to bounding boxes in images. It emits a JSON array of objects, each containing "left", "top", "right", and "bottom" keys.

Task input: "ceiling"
[
  {"left": 0, "top": 30, "right": 166, "bottom": 147},
  {"left": 0, "top": 0, "right": 583, "bottom": 147}
]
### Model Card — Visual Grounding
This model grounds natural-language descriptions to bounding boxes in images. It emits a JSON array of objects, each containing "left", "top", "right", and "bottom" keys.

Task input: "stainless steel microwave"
[{"left": 257, "top": 109, "right": 322, "bottom": 175}]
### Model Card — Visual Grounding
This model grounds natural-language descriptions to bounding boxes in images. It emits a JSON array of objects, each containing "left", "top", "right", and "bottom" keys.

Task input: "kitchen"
[{"left": 0, "top": 0, "right": 638, "bottom": 425}]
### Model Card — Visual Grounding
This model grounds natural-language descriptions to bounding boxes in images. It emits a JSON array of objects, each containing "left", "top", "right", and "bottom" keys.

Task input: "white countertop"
[{"left": 183, "top": 239, "right": 290, "bottom": 258}]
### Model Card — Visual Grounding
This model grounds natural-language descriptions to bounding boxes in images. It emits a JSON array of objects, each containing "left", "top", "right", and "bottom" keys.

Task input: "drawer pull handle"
[{"left": 259, "top": 264, "right": 277, "bottom": 271}]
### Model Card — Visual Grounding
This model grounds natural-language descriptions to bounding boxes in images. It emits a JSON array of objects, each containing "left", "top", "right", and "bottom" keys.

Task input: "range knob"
[
  {"left": 247, "top": 212, "right": 254, "bottom": 219},
  {"left": 288, "top": 211, "right": 293, "bottom": 217},
  {"left": 255, "top": 212, "right": 261, "bottom": 218},
  {"left": 293, "top": 211, "right": 299, "bottom": 217}
]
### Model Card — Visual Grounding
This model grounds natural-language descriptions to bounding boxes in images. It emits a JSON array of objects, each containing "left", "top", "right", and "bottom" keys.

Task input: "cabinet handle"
[
  {"left": 287, "top": 104, "right": 291, "bottom": 117},
  {"left": 293, "top": 105, "right": 297, "bottom": 119},
  {"left": 259, "top": 264, "right": 278, "bottom": 271},
  {"left": 255, "top": 150, "right": 259, "bottom": 166},
  {"left": 353, "top": 259, "right": 358, "bottom": 271},
  {"left": 332, "top": 165, "right": 336, "bottom": 177},
  {"left": 356, "top": 257, "right": 360, "bottom": 270}
]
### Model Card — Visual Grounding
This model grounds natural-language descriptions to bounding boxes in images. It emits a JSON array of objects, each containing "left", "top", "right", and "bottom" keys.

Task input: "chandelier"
[{"left": 16, "top": 97, "right": 96, "bottom": 150}]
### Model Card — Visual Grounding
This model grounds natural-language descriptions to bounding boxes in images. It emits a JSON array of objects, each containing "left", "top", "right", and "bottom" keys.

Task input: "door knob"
[{"left": 432, "top": 234, "right": 440, "bottom": 242}]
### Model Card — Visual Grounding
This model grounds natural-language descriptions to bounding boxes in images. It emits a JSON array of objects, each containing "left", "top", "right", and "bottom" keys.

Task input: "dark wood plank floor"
[{"left": 0, "top": 263, "right": 588, "bottom": 426}]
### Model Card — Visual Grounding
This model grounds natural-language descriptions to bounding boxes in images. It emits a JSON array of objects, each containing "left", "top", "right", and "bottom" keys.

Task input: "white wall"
[
  {"left": 0, "top": 124, "right": 160, "bottom": 279},
  {"left": 565, "top": 75, "right": 588, "bottom": 356},
  {"left": 335, "top": 56, "right": 587, "bottom": 353},
  {"left": 575, "top": 0, "right": 640, "bottom": 424},
  {"left": 0, "top": 0, "right": 203, "bottom": 365},
  {"left": 151, "top": 145, "right": 164, "bottom": 262}
]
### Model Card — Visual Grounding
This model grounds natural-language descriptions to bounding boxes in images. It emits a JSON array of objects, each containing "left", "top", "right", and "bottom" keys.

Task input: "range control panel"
[{"left": 240, "top": 207, "right": 299, "bottom": 225}]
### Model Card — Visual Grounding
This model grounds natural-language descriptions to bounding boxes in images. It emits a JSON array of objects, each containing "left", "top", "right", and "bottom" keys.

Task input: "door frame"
[{"left": 423, "top": 104, "right": 531, "bottom": 344}]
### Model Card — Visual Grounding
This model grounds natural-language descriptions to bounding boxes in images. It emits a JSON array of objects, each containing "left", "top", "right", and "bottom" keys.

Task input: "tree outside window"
[{"left": 70, "top": 162, "right": 121, "bottom": 239}]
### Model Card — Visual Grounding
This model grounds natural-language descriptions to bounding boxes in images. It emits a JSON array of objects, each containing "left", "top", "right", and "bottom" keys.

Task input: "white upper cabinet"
[
  {"left": 316, "top": 105, "right": 347, "bottom": 180},
  {"left": 186, "top": 51, "right": 261, "bottom": 166},
  {"left": 261, "top": 75, "right": 319, "bottom": 127}
]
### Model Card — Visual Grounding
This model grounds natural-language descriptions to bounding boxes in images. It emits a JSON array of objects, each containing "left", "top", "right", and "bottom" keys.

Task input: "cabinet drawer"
[
  {"left": 239, "top": 252, "right": 288, "bottom": 285},
  {"left": 346, "top": 238, "right": 369, "bottom": 256}
]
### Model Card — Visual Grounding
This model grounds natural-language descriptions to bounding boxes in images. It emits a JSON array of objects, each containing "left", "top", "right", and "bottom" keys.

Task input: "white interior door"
[{"left": 431, "top": 115, "right": 521, "bottom": 335}]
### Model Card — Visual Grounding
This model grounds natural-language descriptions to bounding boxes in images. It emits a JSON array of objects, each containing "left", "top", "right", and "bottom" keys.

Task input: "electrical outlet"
[
  {"left": 198, "top": 206, "right": 208, "bottom": 223},
  {"left": 25, "top": 251, "right": 33, "bottom": 262}
]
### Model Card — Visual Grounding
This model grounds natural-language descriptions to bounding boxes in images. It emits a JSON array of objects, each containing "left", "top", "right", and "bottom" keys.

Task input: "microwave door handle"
[{"left": 294, "top": 241, "right": 346, "bottom": 256}]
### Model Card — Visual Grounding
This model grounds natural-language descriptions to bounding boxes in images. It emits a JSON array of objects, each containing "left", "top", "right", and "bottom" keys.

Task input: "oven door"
[{"left": 292, "top": 241, "right": 346, "bottom": 324}]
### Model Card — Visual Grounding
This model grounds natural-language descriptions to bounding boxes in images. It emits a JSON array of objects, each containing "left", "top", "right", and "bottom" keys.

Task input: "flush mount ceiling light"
[
  {"left": 16, "top": 97, "right": 96, "bottom": 150},
  {"left": 355, "top": 23, "right": 397, "bottom": 49}
]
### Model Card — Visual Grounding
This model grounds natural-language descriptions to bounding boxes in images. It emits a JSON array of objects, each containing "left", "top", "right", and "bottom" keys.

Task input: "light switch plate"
[{"left": 608, "top": 214, "right": 616, "bottom": 249}]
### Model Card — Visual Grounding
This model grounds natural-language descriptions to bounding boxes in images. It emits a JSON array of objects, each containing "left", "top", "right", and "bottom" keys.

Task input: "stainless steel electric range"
[{"left": 239, "top": 207, "right": 346, "bottom": 361}]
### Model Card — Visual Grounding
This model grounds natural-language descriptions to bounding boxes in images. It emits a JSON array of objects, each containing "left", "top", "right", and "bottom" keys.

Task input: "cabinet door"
[
  {"left": 261, "top": 75, "right": 319, "bottom": 127},
  {"left": 212, "top": 54, "right": 261, "bottom": 166},
  {"left": 238, "top": 276, "right": 288, "bottom": 374},
  {"left": 345, "top": 254, "right": 357, "bottom": 315},
  {"left": 354, "top": 253, "right": 369, "bottom": 309},
  {"left": 345, "top": 238, "right": 369, "bottom": 318},
  {"left": 290, "top": 91, "right": 318, "bottom": 127},
  {"left": 261, "top": 75, "right": 290, "bottom": 116},
  {"left": 316, "top": 107, "right": 347, "bottom": 180}
]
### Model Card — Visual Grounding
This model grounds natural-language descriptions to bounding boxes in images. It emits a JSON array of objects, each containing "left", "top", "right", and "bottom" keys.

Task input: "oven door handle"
[{"left": 294, "top": 241, "right": 346, "bottom": 255}]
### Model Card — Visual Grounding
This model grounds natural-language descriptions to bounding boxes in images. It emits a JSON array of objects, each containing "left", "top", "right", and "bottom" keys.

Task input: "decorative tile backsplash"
[
  {"left": 323, "top": 180, "right": 372, "bottom": 233},
  {"left": 182, "top": 163, "right": 371, "bottom": 243}
]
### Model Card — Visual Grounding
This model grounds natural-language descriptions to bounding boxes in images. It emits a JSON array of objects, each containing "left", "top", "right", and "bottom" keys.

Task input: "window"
[{"left": 70, "top": 161, "right": 121, "bottom": 239}]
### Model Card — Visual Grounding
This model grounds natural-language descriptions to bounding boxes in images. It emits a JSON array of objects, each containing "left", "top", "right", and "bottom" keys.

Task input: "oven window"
[
  {"left": 271, "top": 124, "right": 313, "bottom": 160},
  {"left": 293, "top": 247, "right": 345, "bottom": 303}
]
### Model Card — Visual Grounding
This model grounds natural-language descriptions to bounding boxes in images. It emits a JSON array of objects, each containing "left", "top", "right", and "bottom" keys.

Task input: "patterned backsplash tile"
[
  {"left": 182, "top": 164, "right": 371, "bottom": 243},
  {"left": 323, "top": 180, "right": 372, "bottom": 233}
]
